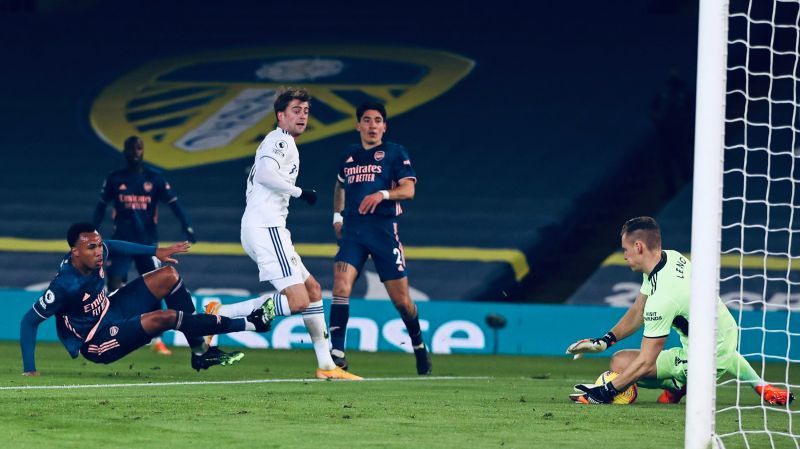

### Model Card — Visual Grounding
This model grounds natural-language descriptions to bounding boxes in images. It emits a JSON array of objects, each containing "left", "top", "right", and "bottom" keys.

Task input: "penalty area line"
[{"left": 0, "top": 376, "right": 492, "bottom": 391}]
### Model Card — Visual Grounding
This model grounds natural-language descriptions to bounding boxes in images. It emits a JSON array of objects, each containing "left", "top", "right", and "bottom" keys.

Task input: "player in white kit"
[{"left": 208, "top": 87, "right": 361, "bottom": 380}]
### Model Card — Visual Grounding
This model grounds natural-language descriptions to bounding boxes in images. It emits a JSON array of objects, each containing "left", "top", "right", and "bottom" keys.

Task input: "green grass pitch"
[{"left": 0, "top": 342, "right": 796, "bottom": 448}]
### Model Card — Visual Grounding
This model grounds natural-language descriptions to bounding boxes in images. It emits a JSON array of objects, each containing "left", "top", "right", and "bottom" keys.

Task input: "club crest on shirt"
[
  {"left": 143, "top": 181, "right": 153, "bottom": 193},
  {"left": 110, "top": 326, "right": 119, "bottom": 337},
  {"left": 90, "top": 46, "right": 474, "bottom": 169},
  {"left": 374, "top": 151, "right": 385, "bottom": 162}
]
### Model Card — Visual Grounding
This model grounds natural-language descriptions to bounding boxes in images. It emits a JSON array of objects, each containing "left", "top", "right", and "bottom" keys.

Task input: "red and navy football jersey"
[
  {"left": 337, "top": 142, "right": 416, "bottom": 218},
  {"left": 32, "top": 246, "right": 111, "bottom": 358},
  {"left": 98, "top": 168, "right": 177, "bottom": 244}
]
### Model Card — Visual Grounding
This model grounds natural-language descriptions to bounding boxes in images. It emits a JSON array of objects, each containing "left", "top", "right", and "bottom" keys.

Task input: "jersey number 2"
[{"left": 393, "top": 247, "right": 405, "bottom": 269}]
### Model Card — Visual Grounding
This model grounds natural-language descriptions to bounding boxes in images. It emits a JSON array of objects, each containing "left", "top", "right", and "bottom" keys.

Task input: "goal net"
[{"left": 689, "top": 1, "right": 800, "bottom": 448}]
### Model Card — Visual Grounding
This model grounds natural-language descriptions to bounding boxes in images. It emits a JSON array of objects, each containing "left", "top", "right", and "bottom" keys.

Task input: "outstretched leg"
[
  {"left": 142, "top": 267, "right": 207, "bottom": 355},
  {"left": 724, "top": 352, "right": 794, "bottom": 405}
]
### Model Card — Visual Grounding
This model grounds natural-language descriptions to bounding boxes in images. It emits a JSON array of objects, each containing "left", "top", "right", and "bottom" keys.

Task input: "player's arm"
[
  {"left": 332, "top": 179, "right": 345, "bottom": 239},
  {"left": 566, "top": 293, "right": 647, "bottom": 358},
  {"left": 105, "top": 240, "right": 190, "bottom": 264},
  {"left": 167, "top": 200, "right": 196, "bottom": 243},
  {"left": 358, "top": 178, "right": 416, "bottom": 214},
  {"left": 92, "top": 202, "right": 107, "bottom": 229},
  {"left": 608, "top": 292, "right": 646, "bottom": 340},
  {"left": 20, "top": 307, "right": 46, "bottom": 375},
  {"left": 158, "top": 175, "right": 197, "bottom": 243},
  {"left": 253, "top": 156, "right": 316, "bottom": 204},
  {"left": 20, "top": 286, "right": 64, "bottom": 375},
  {"left": 613, "top": 335, "right": 665, "bottom": 389},
  {"left": 92, "top": 178, "right": 112, "bottom": 228},
  {"left": 573, "top": 335, "right": 665, "bottom": 403}
]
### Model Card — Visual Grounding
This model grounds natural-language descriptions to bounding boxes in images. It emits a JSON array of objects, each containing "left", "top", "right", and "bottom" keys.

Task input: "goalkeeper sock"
[
  {"left": 164, "top": 278, "right": 206, "bottom": 354},
  {"left": 302, "top": 300, "right": 336, "bottom": 370},
  {"left": 329, "top": 296, "right": 349, "bottom": 352}
]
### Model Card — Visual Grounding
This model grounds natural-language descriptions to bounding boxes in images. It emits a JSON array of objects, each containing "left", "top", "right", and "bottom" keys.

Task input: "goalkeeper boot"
[
  {"left": 756, "top": 384, "right": 795, "bottom": 406},
  {"left": 316, "top": 366, "right": 363, "bottom": 380},
  {"left": 330, "top": 349, "right": 349, "bottom": 371},
  {"left": 152, "top": 339, "right": 172, "bottom": 356},
  {"left": 657, "top": 386, "right": 687, "bottom": 404},
  {"left": 203, "top": 300, "right": 221, "bottom": 346},
  {"left": 414, "top": 344, "right": 432, "bottom": 375},
  {"left": 246, "top": 296, "right": 276, "bottom": 332},
  {"left": 191, "top": 346, "right": 244, "bottom": 371}
]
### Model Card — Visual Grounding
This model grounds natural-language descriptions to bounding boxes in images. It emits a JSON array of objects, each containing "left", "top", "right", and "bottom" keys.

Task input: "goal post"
[
  {"left": 686, "top": 1, "right": 729, "bottom": 448},
  {"left": 688, "top": 1, "right": 800, "bottom": 448}
]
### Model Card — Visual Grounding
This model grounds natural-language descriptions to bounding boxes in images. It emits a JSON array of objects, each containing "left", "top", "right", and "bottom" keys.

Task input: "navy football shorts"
[
  {"left": 335, "top": 217, "right": 407, "bottom": 282},
  {"left": 80, "top": 277, "right": 161, "bottom": 364}
]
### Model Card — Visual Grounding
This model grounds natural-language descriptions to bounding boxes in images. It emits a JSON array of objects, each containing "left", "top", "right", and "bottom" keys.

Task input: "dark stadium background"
[{"left": 0, "top": 0, "right": 699, "bottom": 303}]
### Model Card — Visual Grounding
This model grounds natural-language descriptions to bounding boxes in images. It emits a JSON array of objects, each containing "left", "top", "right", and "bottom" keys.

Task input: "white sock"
[
  {"left": 273, "top": 293, "right": 291, "bottom": 317},
  {"left": 218, "top": 297, "right": 264, "bottom": 318},
  {"left": 302, "top": 300, "right": 336, "bottom": 370}
]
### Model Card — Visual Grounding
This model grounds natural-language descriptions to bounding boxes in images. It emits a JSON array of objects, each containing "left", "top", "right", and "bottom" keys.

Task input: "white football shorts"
[{"left": 241, "top": 226, "right": 310, "bottom": 291}]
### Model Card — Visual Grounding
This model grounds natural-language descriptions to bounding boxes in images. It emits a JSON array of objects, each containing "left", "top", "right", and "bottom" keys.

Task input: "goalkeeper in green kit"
[{"left": 567, "top": 216, "right": 793, "bottom": 406}]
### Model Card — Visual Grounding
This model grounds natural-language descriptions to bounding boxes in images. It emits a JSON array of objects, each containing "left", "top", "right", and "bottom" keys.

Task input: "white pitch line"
[{"left": 0, "top": 376, "right": 491, "bottom": 391}]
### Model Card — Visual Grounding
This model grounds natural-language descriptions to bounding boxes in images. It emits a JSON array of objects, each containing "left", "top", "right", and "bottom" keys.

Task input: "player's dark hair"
[
  {"left": 621, "top": 216, "right": 661, "bottom": 250},
  {"left": 356, "top": 101, "right": 387, "bottom": 122},
  {"left": 67, "top": 222, "right": 97, "bottom": 247},
  {"left": 274, "top": 87, "right": 312, "bottom": 120},
  {"left": 123, "top": 136, "right": 143, "bottom": 152}
]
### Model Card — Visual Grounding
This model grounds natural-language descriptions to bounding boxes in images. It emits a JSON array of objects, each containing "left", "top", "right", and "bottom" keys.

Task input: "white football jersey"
[{"left": 241, "top": 128, "right": 300, "bottom": 228}]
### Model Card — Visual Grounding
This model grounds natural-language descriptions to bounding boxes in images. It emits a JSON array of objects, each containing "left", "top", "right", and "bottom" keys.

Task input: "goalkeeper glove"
[
  {"left": 298, "top": 189, "right": 317, "bottom": 205},
  {"left": 565, "top": 331, "right": 617, "bottom": 359},
  {"left": 570, "top": 381, "right": 620, "bottom": 404}
]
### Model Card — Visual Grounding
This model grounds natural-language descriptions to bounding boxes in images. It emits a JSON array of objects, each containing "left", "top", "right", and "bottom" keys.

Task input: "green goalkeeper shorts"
[
  {"left": 656, "top": 345, "right": 738, "bottom": 384},
  {"left": 656, "top": 347, "right": 689, "bottom": 383}
]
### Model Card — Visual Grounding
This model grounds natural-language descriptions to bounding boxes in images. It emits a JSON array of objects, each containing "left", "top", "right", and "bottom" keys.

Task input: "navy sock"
[
  {"left": 329, "top": 296, "right": 350, "bottom": 352},
  {"left": 164, "top": 278, "right": 196, "bottom": 312},
  {"left": 400, "top": 307, "right": 424, "bottom": 347},
  {"left": 165, "top": 278, "right": 205, "bottom": 349},
  {"left": 175, "top": 311, "right": 246, "bottom": 338}
]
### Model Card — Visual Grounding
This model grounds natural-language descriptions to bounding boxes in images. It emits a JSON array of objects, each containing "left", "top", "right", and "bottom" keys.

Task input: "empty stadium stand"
[{"left": 0, "top": 2, "right": 699, "bottom": 301}]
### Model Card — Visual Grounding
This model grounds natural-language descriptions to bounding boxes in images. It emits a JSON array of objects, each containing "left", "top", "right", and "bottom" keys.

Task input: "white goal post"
[
  {"left": 688, "top": 1, "right": 800, "bottom": 448},
  {"left": 686, "top": 0, "right": 729, "bottom": 446}
]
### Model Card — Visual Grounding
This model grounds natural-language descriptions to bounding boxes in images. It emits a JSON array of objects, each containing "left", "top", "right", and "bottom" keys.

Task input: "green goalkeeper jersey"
[{"left": 639, "top": 250, "right": 738, "bottom": 355}]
